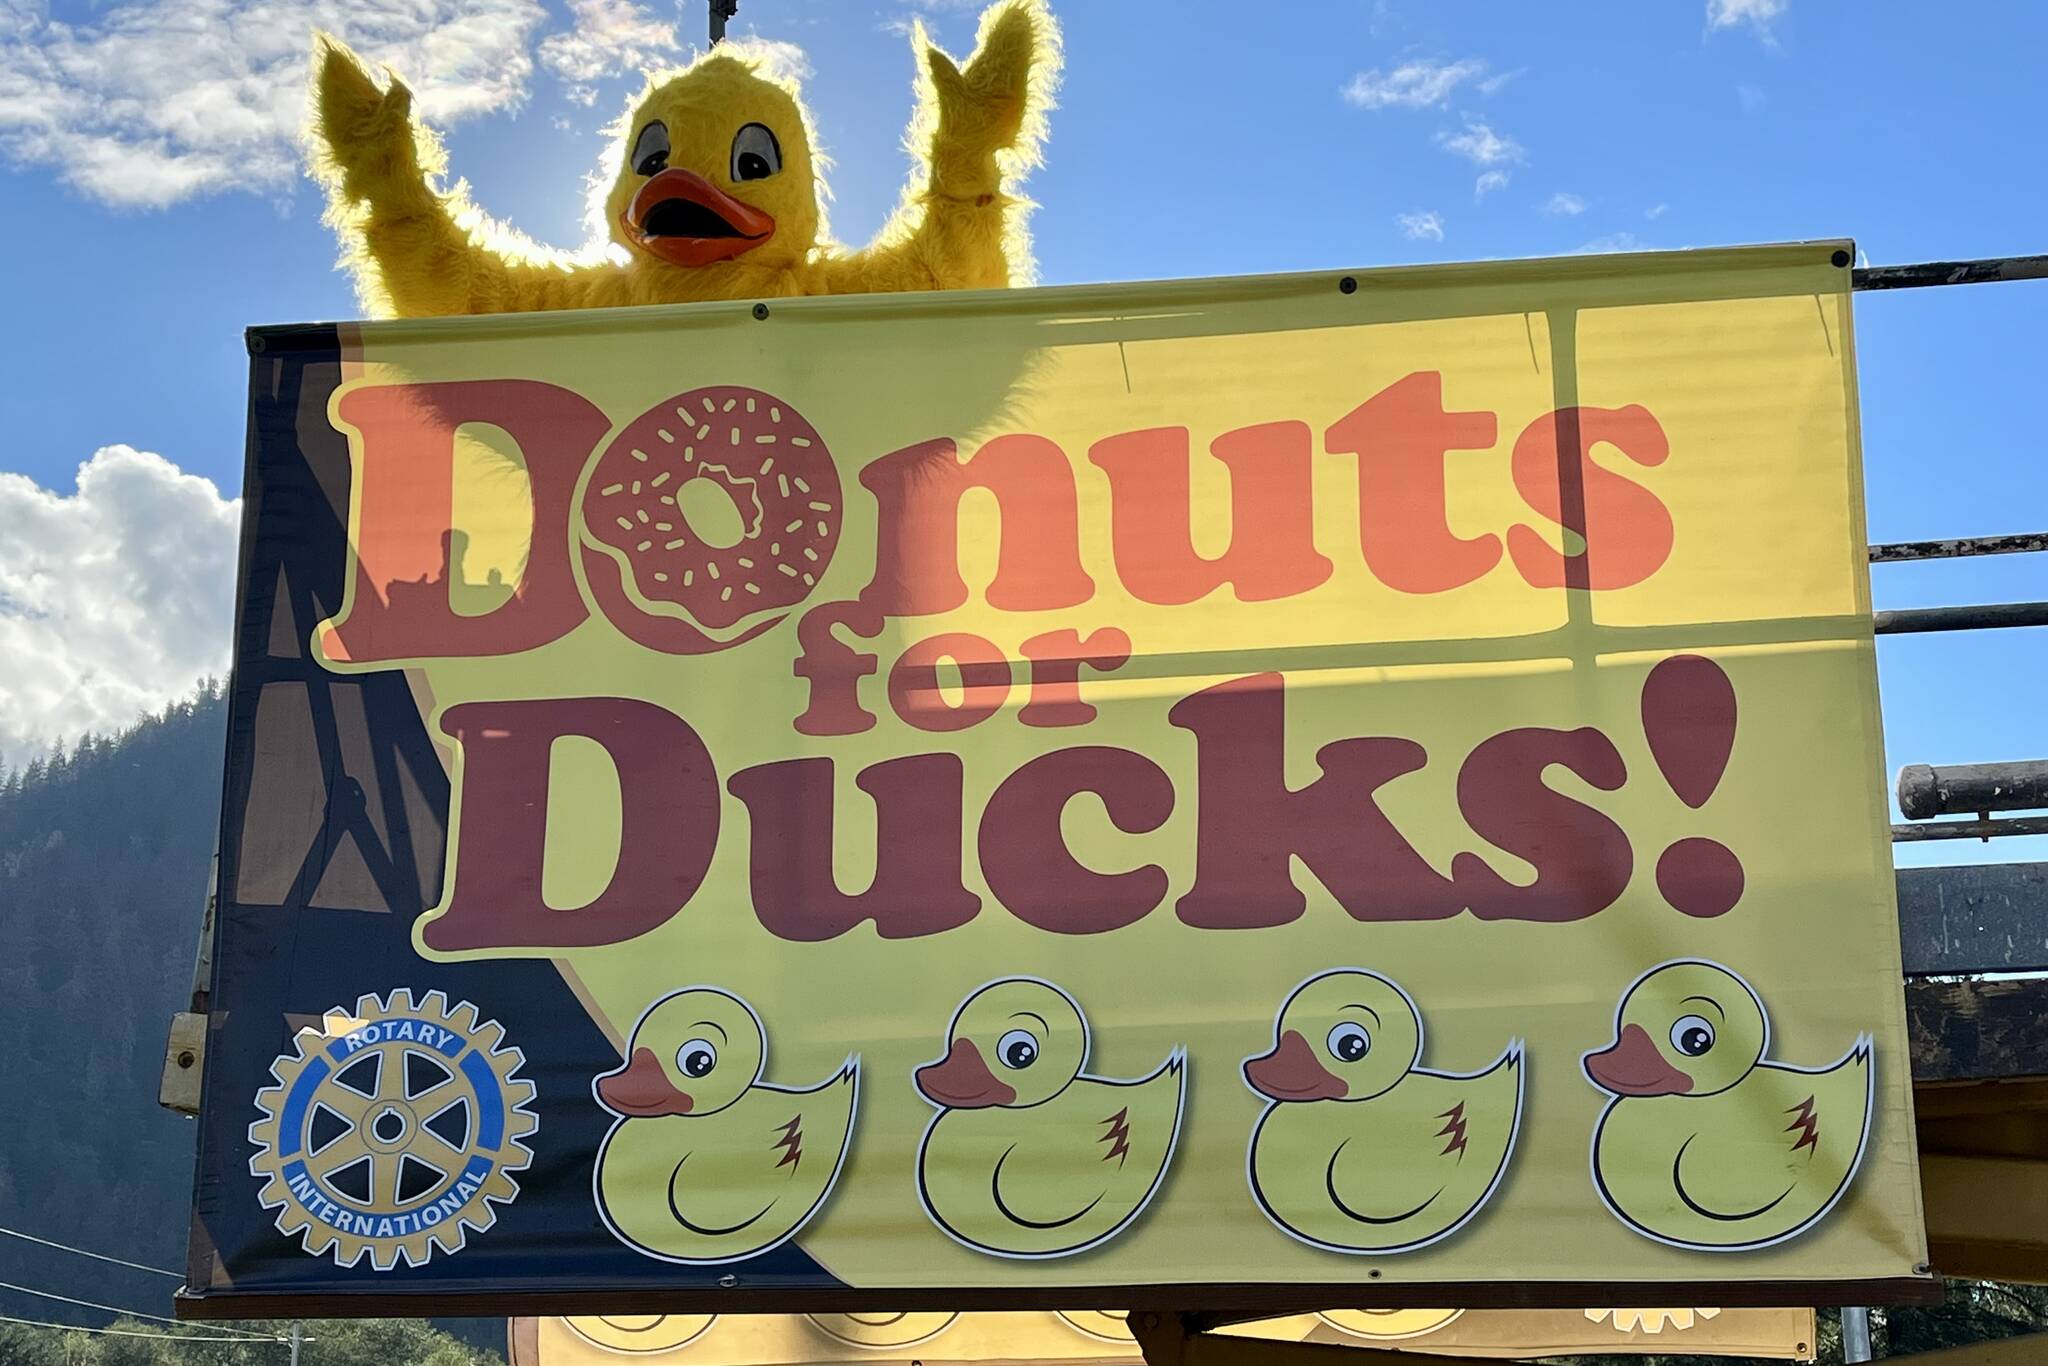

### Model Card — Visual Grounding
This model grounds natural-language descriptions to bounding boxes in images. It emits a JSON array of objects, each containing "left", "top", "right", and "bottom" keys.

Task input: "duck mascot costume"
[{"left": 308, "top": 0, "right": 1058, "bottom": 316}]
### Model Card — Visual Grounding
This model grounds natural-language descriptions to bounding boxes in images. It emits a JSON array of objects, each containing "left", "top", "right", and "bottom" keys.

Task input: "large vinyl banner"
[{"left": 186, "top": 242, "right": 1927, "bottom": 1313}]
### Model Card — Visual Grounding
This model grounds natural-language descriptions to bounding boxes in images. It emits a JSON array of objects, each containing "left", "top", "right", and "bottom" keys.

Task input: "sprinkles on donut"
[{"left": 581, "top": 385, "right": 841, "bottom": 633}]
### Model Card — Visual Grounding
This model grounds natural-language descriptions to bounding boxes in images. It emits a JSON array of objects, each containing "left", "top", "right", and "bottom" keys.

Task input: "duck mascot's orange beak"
[
  {"left": 916, "top": 1039, "right": 1016, "bottom": 1109},
  {"left": 622, "top": 168, "right": 776, "bottom": 268},
  {"left": 1584, "top": 1024, "right": 1695, "bottom": 1096},
  {"left": 1244, "top": 1030, "right": 1347, "bottom": 1101},
  {"left": 596, "top": 1047, "right": 696, "bottom": 1116}
]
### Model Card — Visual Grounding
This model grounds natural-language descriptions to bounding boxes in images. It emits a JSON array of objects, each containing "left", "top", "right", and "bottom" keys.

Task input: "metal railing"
[{"left": 1858, "top": 254, "right": 2046, "bottom": 842}]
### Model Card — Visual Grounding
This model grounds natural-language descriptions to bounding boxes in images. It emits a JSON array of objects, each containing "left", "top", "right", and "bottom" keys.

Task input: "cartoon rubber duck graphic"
[
  {"left": 914, "top": 978, "right": 1185, "bottom": 1258},
  {"left": 1582, "top": 960, "right": 1873, "bottom": 1251},
  {"left": 1243, "top": 969, "right": 1523, "bottom": 1254},
  {"left": 308, "top": 0, "right": 1056, "bottom": 316},
  {"left": 593, "top": 987, "right": 857, "bottom": 1264}
]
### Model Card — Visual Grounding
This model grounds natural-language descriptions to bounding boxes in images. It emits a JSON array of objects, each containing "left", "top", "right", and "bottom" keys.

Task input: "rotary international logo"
[{"left": 248, "top": 989, "right": 536, "bottom": 1269}]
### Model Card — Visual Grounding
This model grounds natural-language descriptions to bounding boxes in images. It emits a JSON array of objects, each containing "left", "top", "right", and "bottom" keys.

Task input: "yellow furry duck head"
[
  {"left": 309, "top": 0, "right": 1058, "bottom": 318},
  {"left": 600, "top": 52, "right": 820, "bottom": 277}
]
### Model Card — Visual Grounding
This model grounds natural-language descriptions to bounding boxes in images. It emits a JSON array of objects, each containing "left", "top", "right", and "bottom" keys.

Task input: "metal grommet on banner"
[
  {"left": 1339, "top": 275, "right": 1358, "bottom": 293},
  {"left": 1832, "top": 249, "right": 1851, "bottom": 267},
  {"left": 752, "top": 302, "right": 770, "bottom": 320}
]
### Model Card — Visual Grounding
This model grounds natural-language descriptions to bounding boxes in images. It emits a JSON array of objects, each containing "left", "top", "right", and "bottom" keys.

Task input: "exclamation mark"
[{"left": 1641, "top": 654, "right": 1744, "bottom": 917}]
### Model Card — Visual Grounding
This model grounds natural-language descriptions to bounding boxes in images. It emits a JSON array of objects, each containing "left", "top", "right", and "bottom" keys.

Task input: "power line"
[
  {"left": 0, "top": 1226, "right": 182, "bottom": 1278},
  {"left": 0, "top": 1311, "right": 282, "bottom": 1345},
  {"left": 0, "top": 1280, "right": 273, "bottom": 1339}
]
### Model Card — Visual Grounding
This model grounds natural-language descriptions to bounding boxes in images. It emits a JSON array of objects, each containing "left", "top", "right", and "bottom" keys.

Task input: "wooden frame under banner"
[
  {"left": 506, "top": 1308, "right": 1823, "bottom": 1366},
  {"left": 178, "top": 241, "right": 1934, "bottom": 1319}
]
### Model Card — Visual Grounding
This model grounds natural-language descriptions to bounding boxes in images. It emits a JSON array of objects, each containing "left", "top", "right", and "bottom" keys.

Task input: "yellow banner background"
[{"left": 319, "top": 242, "right": 1923, "bottom": 1294}]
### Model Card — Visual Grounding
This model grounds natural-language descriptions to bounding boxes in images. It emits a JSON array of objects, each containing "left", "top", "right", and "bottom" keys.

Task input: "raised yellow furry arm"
[
  {"left": 310, "top": 39, "right": 598, "bottom": 318},
  {"left": 812, "top": 0, "right": 1057, "bottom": 296}
]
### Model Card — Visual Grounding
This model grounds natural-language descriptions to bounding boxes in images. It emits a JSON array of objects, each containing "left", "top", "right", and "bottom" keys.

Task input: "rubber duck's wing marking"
[
  {"left": 1785, "top": 1094, "right": 1821, "bottom": 1153},
  {"left": 592, "top": 1057, "right": 858, "bottom": 1266},
  {"left": 1436, "top": 1101, "right": 1468, "bottom": 1157},
  {"left": 915, "top": 1048, "right": 1186, "bottom": 1261},
  {"left": 1100, "top": 1107, "right": 1132, "bottom": 1166},
  {"left": 754, "top": 1056, "right": 860, "bottom": 1176},
  {"left": 1588, "top": 1036, "right": 1873, "bottom": 1252},
  {"left": 1247, "top": 1041, "right": 1525, "bottom": 1256}
]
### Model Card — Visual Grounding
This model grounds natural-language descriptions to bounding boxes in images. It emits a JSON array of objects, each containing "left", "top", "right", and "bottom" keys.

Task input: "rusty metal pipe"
[
  {"left": 1854, "top": 254, "right": 2048, "bottom": 290},
  {"left": 1874, "top": 602, "right": 2048, "bottom": 634},
  {"left": 1891, "top": 815, "right": 2048, "bottom": 843},
  {"left": 1869, "top": 532, "right": 2048, "bottom": 563},
  {"left": 1898, "top": 760, "right": 2048, "bottom": 820}
]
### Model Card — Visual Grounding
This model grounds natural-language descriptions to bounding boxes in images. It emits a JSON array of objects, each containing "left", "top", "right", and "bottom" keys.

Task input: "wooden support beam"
[
  {"left": 1128, "top": 1313, "right": 1501, "bottom": 1366},
  {"left": 1909, "top": 979, "right": 2048, "bottom": 1082},
  {"left": 1898, "top": 863, "right": 2048, "bottom": 976},
  {"left": 1884, "top": 1328, "right": 2048, "bottom": 1362},
  {"left": 1922, "top": 1153, "right": 2048, "bottom": 1287}
]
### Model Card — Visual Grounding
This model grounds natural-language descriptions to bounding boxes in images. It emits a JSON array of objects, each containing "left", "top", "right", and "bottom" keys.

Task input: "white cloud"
[
  {"left": 1341, "top": 57, "right": 1485, "bottom": 110},
  {"left": 1707, "top": 0, "right": 1786, "bottom": 31},
  {"left": 1576, "top": 231, "right": 1647, "bottom": 254},
  {"left": 1474, "top": 170, "right": 1509, "bottom": 200},
  {"left": 1646, "top": 202, "right": 1670, "bottom": 220},
  {"left": 0, "top": 447, "right": 239, "bottom": 768},
  {"left": 1476, "top": 67, "right": 1524, "bottom": 96},
  {"left": 730, "top": 32, "right": 813, "bottom": 84},
  {"left": 1542, "top": 191, "right": 1587, "bottom": 216},
  {"left": 1737, "top": 82, "right": 1767, "bottom": 111},
  {"left": 1397, "top": 210, "right": 1444, "bottom": 242},
  {"left": 538, "top": 0, "right": 679, "bottom": 86},
  {"left": 1437, "top": 114, "right": 1523, "bottom": 167},
  {"left": 0, "top": 0, "right": 547, "bottom": 209}
]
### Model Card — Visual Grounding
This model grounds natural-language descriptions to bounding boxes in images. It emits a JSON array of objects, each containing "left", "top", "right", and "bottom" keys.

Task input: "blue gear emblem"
[{"left": 248, "top": 989, "right": 536, "bottom": 1269}]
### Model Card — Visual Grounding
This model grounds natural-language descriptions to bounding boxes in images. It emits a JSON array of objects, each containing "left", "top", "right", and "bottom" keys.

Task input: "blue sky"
[{"left": 1, "top": 0, "right": 2042, "bottom": 863}]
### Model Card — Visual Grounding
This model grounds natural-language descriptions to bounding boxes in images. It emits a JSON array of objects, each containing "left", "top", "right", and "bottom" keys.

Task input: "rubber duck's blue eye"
[
  {"left": 731, "top": 122, "right": 782, "bottom": 181},
  {"left": 1328, "top": 1022, "right": 1371, "bottom": 1064},
  {"left": 1671, "top": 1015, "right": 1715, "bottom": 1057},
  {"left": 676, "top": 1038, "right": 717, "bottom": 1078},
  {"left": 632, "top": 120, "right": 669, "bottom": 177},
  {"left": 997, "top": 1029, "right": 1038, "bottom": 1070}
]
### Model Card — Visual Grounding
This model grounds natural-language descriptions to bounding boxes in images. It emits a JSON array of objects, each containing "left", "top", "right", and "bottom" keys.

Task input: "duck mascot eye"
[{"left": 307, "top": 0, "right": 1059, "bottom": 318}]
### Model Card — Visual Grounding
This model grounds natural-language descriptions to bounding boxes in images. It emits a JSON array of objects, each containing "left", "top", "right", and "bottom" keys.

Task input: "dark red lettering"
[
  {"left": 1018, "top": 627, "right": 1133, "bottom": 727},
  {"left": 1452, "top": 727, "right": 1632, "bottom": 921},
  {"left": 423, "top": 697, "right": 718, "bottom": 952},
  {"left": 887, "top": 633, "right": 1012, "bottom": 731},
  {"left": 728, "top": 754, "right": 981, "bottom": 941},
  {"left": 979, "top": 746, "right": 1173, "bottom": 933},
  {"left": 1168, "top": 673, "right": 1460, "bottom": 928},
  {"left": 793, "top": 600, "right": 884, "bottom": 736},
  {"left": 859, "top": 435, "right": 1092, "bottom": 617},
  {"left": 1324, "top": 372, "right": 1502, "bottom": 594},
  {"left": 1089, "top": 422, "right": 1332, "bottom": 604},
  {"left": 324, "top": 381, "right": 606, "bottom": 663},
  {"left": 1508, "top": 405, "right": 1674, "bottom": 590}
]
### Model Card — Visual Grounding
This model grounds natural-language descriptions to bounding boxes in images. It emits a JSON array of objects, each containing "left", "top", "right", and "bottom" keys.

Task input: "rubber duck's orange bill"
[
  {"left": 623, "top": 169, "right": 775, "bottom": 268},
  {"left": 1244, "top": 1030, "right": 1348, "bottom": 1101},
  {"left": 1584, "top": 1024, "right": 1696, "bottom": 1097},
  {"left": 916, "top": 1039, "right": 1016, "bottom": 1109},
  {"left": 596, "top": 1046, "right": 696, "bottom": 1116}
]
